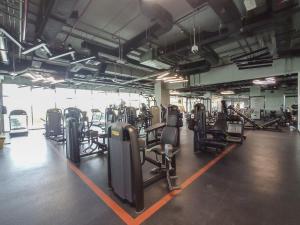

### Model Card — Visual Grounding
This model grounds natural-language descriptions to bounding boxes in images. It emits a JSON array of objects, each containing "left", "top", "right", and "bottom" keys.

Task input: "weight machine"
[
  {"left": 108, "top": 105, "right": 182, "bottom": 212},
  {"left": 65, "top": 107, "right": 107, "bottom": 163},
  {"left": 45, "top": 108, "right": 64, "bottom": 142},
  {"left": 228, "top": 105, "right": 281, "bottom": 131}
]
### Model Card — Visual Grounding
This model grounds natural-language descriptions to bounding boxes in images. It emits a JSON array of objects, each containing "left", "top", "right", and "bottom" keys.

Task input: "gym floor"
[{"left": 0, "top": 128, "right": 300, "bottom": 225}]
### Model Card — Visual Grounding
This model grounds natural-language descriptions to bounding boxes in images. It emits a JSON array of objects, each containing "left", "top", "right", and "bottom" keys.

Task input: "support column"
[
  {"left": 154, "top": 81, "right": 170, "bottom": 107},
  {"left": 298, "top": 73, "right": 300, "bottom": 132},
  {"left": 0, "top": 81, "right": 4, "bottom": 133}
]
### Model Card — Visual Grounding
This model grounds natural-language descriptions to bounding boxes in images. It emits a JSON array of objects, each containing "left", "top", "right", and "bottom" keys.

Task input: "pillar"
[
  {"left": 154, "top": 81, "right": 170, "bottom": 107},
  {"left": 155, "top": 81, "right": 170, "bottom": 122},
  {"left": 0, "top": 80, "right": 4, "bottom": 133},
  {"left": 298, "top": 73, "right": 300, "bottom": 132}
]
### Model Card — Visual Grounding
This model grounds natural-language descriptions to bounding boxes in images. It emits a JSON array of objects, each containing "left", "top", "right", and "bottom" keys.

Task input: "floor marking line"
[
  {"left": 133, "top": 144, "right": 237, "bottom": 225},
  {"left": 49, "top": 144, "right": 135, "bottom": 225},
  {"left": 67, "top": 162, "right": 135, "bottom": 225},
  {"left": 49, "top": 141, "right": 236, "bottom": 225}
]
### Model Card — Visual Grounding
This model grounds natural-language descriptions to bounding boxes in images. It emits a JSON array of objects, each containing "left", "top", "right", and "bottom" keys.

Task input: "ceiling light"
[
  {"left": 170, "top": 90, "right": 180, "bottom": 95},
  {"left": 51, "top": 79, "right": 65, "bottom": 84},
  {"left": 253, "top": 77, "right": 276, "bottom": 85},
  {"left": 162, "top": 76, "right": 179, "bottom": 81},
  {"left": 157, "top": 72, "right": 170, "bottom": 79},
  {"left": 166, "top": 77, "right": 184, "bottom": 82},
  {"left": 220, "top": 90, "right": 235, "bottom": 95},
  {"left": 168, "top": 79, "right": 189, "bottom": 83},
  {"left": 156, "top": 76, "right": 177, "bottom": 81}
]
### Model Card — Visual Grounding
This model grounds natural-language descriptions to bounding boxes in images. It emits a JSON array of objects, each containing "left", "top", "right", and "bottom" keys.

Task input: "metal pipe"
[
  {"left": 19, "top": 0, "right": 22, "bottom": 49},
  {"left": 49, "top": 51, "right": 75, "bottom": 60},
  {"left": 70, "top": 56, "right": 96, "bottom": 64},
  {"left": 122, "top": 72, "right": 167, "bottom": 85},
  {"left": 22, "top": 0, "right": 28, "bottom": 41},
  {"left": 22, "top": 43, "right": 48, "bottom": 55},
  {"left": 0, "top": 35, "right": 9, "bottom": 64},
  {"left": 0, "top": 28, "right": 24, "bottom": 49}
]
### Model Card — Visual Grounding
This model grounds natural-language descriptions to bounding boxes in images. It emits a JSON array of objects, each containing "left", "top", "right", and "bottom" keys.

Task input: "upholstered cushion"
[{"left": 161, "top": 126, "right": 178, "bottom": 146}]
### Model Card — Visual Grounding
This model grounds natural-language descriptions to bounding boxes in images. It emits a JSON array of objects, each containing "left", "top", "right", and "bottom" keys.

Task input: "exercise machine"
[
  {"left": 105, "top": 106, "right": 117, "bottom": 132},
  {"left": 145, "top": 105, "right": 183, "bottom": 147},
  {"left": 137, "top": 103, "right": 152, "bottom": 132},
  {"left": 9, "top": 110, "right": 28, "bottom": 137},
  {"left": 108, "top": 108, "right": 181, "bottom": 212},
  {"left": 45, "top": 108, "right": 64, "bottom": 142},
  {"left": 65, "top": 107, "right": 107, "bottom": 163},
  {"left": 90, "top": 109, "right": 105, "bottom": 131},
  {"left": 228, "top": 105, "right": 281, "bottom": 131},
  {"left": 192, "top": 103, "right": 227, "bottom": 152}
]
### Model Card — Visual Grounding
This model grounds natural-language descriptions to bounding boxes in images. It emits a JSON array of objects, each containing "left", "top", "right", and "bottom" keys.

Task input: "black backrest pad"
[
  {"left": 161, "top": 126, "right": 178, "bottom": 146},
  {"left": 109, "top": 122, "right": 133, "bottom": 201}
]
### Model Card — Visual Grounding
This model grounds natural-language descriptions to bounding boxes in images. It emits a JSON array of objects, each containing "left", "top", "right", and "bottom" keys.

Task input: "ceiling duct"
[
  {"left": 200, "top": 46, "right": 220, "bottom": 66},
  {"left": 122, "top": 0, "right": 174, "bottom": 56},
  {"left": 140, "top": 48, "right": 171, "bottom": 70},
  {"left": 36, "top": 0, "right": 79, "bottom": 44},
  {"left": 177, "top": 60, "right": 211, "bottom": 75},
  {"left": 186, "top": 0, "right": 242, "bottom": 29}
]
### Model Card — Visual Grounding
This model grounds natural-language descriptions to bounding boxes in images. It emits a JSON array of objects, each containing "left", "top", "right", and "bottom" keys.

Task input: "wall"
[{"left": 167, "top": 57, "right": 300, "bottom": 90}]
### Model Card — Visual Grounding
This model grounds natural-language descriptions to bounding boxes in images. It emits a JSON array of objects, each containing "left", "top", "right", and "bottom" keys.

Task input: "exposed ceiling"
[{"left": 0, "top": 0, "right": 300, "bottom": 92}]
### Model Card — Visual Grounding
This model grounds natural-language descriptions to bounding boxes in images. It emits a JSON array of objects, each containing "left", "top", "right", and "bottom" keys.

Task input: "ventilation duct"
[
  {"left": 37, "top": 0, "right": 79, "bottom": 44},
  {"left": 177, "top": 60, "right": 211, "bottom": 75},
  {"left": 186, "top": 0, "right": 241, "bottom": 29},
  {"left": 122, "top": 0, "right": 174, "bottom": 56}
]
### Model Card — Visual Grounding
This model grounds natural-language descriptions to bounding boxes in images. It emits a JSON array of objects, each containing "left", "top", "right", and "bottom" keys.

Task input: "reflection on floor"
[{"left": 0, "top": 128, "right": 300, "bottom": 225}]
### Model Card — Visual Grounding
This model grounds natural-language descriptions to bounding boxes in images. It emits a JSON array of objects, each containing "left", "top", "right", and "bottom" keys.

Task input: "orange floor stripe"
[
  {"left": 67, "top": 162, "right": 135, "bottom": 225},
  {"left": 133, "top": 144, "right": 237, "bottom": 225},
  {"left": 50, "top": 145, "right": 135, "bottom": 225},
  {"left": 50, "top": 142, "right": 236, "bottom": 225}
]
